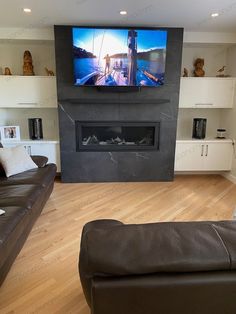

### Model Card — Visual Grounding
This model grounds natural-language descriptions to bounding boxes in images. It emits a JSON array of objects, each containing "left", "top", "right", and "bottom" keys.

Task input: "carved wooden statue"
[
  {"left": 193, "top": 58, "right": 205, "bottom": 77},
  {"left": 4, "top": 67, "right": 12, "bottom": 75},
  {"left": 23, "top": 50, "right": 35, "bottom": 76}
]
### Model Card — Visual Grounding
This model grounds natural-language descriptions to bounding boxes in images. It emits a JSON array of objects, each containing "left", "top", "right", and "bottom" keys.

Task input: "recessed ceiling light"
[
  {"left": 23, "top": 8, "right": 31, "bottom": 13},
  {"left": 211, "top": 13, "right": 219, "bottom": 18},
  {"left": 120, "top": 10, "right": 127, "bottom": 15}
]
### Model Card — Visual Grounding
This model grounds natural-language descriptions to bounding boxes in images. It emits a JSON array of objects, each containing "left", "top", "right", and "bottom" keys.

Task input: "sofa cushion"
[
  {"left": 0, "top": 146, "right": 37, "bottom": 177},
  {"left": 0, "top": 206, "right": 31, "bottom": 268},
  {"left": 0, "top": 184, "right": 43, "bottom": 208},
  {"left": 79, "top": 220, "right": 236, "bottom": 308},
  {"left": 80, "top": 220, "right": 236, "bottom": 277},
  {"left": 0, "top": 164, "right": 57, "bottom": 187}
]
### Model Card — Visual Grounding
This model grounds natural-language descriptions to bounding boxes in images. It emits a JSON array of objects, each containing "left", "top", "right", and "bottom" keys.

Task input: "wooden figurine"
[
  {"left": 183, "top": 68, "right": 188, "bottom": 77},
  {"left": 193, "top": 58, "right": 205, "bottom": 77},
  {"left": 23, "top": 50, "right": 35, "bottom": 76},
  {"left": 45, "top": 67, "right": 54, "bottom": 76},
  {"left": 4, "top": 67, "right": 12, "bottom": 75}
]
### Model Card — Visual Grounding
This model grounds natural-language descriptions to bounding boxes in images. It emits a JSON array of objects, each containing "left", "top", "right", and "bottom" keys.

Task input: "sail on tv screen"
[{"left": 72, "top": 27, "right": 168, "bottom": 87}]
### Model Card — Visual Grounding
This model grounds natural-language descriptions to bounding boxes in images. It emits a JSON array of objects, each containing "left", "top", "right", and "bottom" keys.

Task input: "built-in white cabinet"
[
  {"left": 0, "top": 35, "right": 60, "bottom": 171},
  {"left": 2, "top": 140, "right": 60, "bottom": 171},
  {"left": 179, "top": 77, "right": 235, "bottom": 108},
  {"left": 0, "top": 76, "right": 57, "bottom": 108},
  {"left": 175, "top": 140, "right": 233, "bottom": 171}
]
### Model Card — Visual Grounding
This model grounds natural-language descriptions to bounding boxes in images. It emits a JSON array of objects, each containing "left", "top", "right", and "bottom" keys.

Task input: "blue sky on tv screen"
[{"left": 72, "top": 28, "right": 167, "bottom": 57}]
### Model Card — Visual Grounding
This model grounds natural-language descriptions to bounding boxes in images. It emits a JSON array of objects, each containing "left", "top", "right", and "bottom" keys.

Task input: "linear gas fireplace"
[{"left": 76, "top": 121, "right": 160, "bottom": 151}]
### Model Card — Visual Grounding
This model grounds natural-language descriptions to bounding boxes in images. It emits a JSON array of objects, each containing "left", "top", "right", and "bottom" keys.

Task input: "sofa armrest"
[
  {"left": 31, "top": 155, "right": 48, "bottom": 168},
  {"left": 79, "top": 220, "right": 123, "bottom": 307}
]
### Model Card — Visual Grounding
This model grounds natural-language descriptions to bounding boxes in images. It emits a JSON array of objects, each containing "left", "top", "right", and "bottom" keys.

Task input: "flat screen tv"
[{"left": 72, "top": 27, "right": 168, "bottom": 87}]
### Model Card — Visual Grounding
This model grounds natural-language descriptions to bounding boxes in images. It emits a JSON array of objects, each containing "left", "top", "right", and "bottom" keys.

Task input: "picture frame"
[{"left": 0, "top": 126, "right": 21, "bottom": 141}]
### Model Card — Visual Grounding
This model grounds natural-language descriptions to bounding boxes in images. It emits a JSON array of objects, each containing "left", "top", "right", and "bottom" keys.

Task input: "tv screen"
[{"left": 72, "top": 27, "right": 168, "bottom": 87}]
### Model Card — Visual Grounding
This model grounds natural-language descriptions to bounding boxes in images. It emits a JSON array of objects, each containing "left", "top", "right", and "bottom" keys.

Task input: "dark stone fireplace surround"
[{"left": 54, "top": 26, "right": 183, "bottom": 182}]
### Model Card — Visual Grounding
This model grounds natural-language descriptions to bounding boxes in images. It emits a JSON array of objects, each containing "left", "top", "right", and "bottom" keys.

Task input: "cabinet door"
[
  {"left": 0, "top": 76, "right": 57, "bottom": 108},
  {"left": 35, "top": 77, "right": 58, "bottom": 108},
  {"left": 179, "top": 78, "right": 235, "bottom": 108},
  {"left": 0, "top": 76, "right": 17, "bottom": 107},
  {"left": 175, "top": 142, "right": 205, "bottom": 171},
  {"left": 204, "top": 142, "right": 233, "bottom": 171}
]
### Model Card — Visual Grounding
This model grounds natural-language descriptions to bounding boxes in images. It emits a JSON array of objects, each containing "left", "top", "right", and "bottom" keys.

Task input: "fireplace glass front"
[{"left": 76, "top": 121, "right": 160, "bottom": 151}]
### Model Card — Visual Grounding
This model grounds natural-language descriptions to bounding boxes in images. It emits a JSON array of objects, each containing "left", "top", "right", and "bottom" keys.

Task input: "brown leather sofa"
[
  {"left": 79, "top": 219, "right": 236, "bottom": 314},
  {"left": 0, "top": 143, "right": 56, "bottom": 285}
]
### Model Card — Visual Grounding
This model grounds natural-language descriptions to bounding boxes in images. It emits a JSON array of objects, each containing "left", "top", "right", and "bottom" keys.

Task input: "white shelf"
[
  {"left": 1, "top": 139, "right": 59, "bottom": 144},
  {"left": 176, "top": 138, "right": 233, "bottom": 143},
  {"left": 181, "top": 77, "right": 235, "bottom": 79}
]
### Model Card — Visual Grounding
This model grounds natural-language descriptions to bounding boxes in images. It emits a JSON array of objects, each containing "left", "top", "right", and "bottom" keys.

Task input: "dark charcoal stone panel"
[
  {"left": 60, "top": 151, "right": 119, "bottom": 182},
  {"left": 55, "top": 26, "right": 183, "bottom": 182}
]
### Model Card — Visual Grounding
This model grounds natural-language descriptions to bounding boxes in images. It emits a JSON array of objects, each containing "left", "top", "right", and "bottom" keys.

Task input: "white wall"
[
  {"left": 182, "top": 44, "right": 229, "bottom": 77},
  {"left": 179, "top": 44, "right": 231, "bottom": 140},
  {"left": 179, "top": 42, "right": 236, "bottom": 182},
  {"left": 0, "top": 29, "right": 58, "bottom": 143},
  {"left": 184, "top": 32, "right": 236, "bottom": 44},
  {"left": 177, "top": 108, "right": 222, "bottom": 139},
  {"left": 0, "top": 108, "right": 59, "bottom": 140},
  {"left": 0, "top": 40, "right": 55, "bottom": 76},
  {"left": 0, "top": 27, "right": 54, "bottom": 41}
]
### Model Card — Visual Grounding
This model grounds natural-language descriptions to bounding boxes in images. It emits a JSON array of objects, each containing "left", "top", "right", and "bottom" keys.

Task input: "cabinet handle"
[
  {"left": 201, "top": 145, "right": 204, "bottom": 156},
  {"left": 205, "top": 145, "right": 208, "bottom": 156},
  {"left": 24, "top": 145, "right": 31, "bottom": 155},
  {"left": 195, "top": 103, "right": 213, "bottom": 106}
]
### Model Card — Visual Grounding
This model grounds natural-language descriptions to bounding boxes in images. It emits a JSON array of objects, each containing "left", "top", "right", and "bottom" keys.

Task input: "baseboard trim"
[
  {"left": 174, "top": 171, "right": 236, "bottom": 185},
  {"left": 175, "top": 171, "right": 221, "bottom": 175},
  {"left": 222, "top": 173, "right": 236, "bottom": 184}
]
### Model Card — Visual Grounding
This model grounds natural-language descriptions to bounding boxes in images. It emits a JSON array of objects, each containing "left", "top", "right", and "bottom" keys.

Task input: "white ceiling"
[{"left": 0, "top": 0, "right": 236, "bottom": 32}]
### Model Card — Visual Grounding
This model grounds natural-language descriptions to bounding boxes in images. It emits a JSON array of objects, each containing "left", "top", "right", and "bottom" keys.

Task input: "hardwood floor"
[{"left": 0, "top": 175, "right": 236, "bottom": 313}]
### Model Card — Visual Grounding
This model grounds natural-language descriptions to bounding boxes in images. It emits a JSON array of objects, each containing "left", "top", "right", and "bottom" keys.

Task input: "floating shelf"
[{"left": 59, "top": 98, "right": 170, "bottom": 105}]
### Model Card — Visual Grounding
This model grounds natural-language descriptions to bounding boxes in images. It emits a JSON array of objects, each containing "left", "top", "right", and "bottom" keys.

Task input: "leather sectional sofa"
[
  {"left": 79, "top": 219, "right": 236, "bottom": 314},
  {"left": 0, "top": 144, "right": 56, "bottom": 285}
]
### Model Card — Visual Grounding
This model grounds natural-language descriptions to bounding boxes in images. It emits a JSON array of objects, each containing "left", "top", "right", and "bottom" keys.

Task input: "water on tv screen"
[{"left": 72, "top": 27, "right": 167, "bottom": 87}]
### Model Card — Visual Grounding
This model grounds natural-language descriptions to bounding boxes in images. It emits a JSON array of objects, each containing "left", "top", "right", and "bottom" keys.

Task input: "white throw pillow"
[{"left": 0, "top": 145, "right": 37, "bottom": 177}]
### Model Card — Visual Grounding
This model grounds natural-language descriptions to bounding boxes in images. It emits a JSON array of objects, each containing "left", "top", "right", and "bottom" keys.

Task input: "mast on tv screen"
[{"left": 127, "top": 30, "right": 137, "bottom": 86}]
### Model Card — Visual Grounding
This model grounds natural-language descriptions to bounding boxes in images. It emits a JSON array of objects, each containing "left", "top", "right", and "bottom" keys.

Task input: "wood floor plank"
[{"left": 0, "top": 175, "right": 236, "bottom": 313}]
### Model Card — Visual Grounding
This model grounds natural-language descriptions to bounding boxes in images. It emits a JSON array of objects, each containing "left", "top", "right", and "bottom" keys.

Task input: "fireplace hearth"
[{"left": 76, "top": 121, "right": 160, "bottom": 151}]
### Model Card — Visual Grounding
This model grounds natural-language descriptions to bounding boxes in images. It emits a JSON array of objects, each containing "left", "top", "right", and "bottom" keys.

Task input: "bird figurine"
[
  {"left": 216, "top": 66, "right": 227, "bottom": 77},
  {"left": 45, "top": 67, "right": 55, "bottom": 76},
  {"left": 183, "top": 68, "right": 188, "bottom": 77}
]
